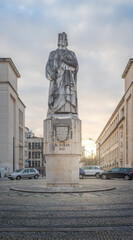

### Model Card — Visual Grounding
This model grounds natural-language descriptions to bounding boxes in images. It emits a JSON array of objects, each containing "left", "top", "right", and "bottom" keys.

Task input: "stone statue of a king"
[
  {"left": 45, "top": 32, "right": 78, "bottom": 115},
  {"left": 44, "top": 32, "right": 81, "bottom": 187}
]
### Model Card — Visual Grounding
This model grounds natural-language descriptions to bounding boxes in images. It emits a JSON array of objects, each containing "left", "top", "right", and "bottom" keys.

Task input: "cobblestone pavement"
[{"left": 0, "top": 177, "right": 133, "bottom": 239}]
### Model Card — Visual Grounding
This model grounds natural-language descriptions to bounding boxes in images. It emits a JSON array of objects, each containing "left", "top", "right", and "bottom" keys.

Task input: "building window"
[
  {"left": 19, "top": 127, "right": 23, "bottom": 143},
  {"left": 120, "top": 160, "right": 123, "bottom": 167},
  {"left": 32, "top": 161, "right": 34, "bottom": 167},
  {"left": 121, "top": 107, "right": 124, "bottom": 118},
  {"left": 38, "top": 161, "right": 40, "bottom": 167},
  {"left": 38, "top": 152, "right": 40, "bottom": 159},
  {"left": 38, "top": 143, "right": 40, "bottom": 149},
  {"left": 35, "top": 161, "right": 37, "bottom": 167},
  {"left": 25, "top": 150, "right": 27, "bottom": 158},
  {"left": 32, "top": 152, "right": 35, "bottom": 159},
  {"left": 35, "top": 152, "right": 37, "bottom": 158},
  {"left": 29, "top": 152, "right": 31, "bottom": 159},
  {"left": 32, "top": 142, "right": 34, "bottom": 149},
  {"left": 29, "top": 143, "right": 31, "bottom": 149},
  {"left": 19, "top": 109, "right": 23, "bottom": 126},
  {"left": 19, "top": 146, "right": 23, "bottom": 160},
  {"left": 29, "top": 161, "right": 31, "bottom": 167},
  {"left": 35, "top": 143, "right": 37, "bottom": 149}
]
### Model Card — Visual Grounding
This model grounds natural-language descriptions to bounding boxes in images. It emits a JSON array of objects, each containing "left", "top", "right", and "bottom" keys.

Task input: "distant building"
[
  {"left": 96, "top": 59, "right": 133, "bottom": 170},
  {"left": 26, "top": 130, "right": 45, "bottom": 175},
  {"left": 0, "top": 58, "right": 25, "bottom": 173}
]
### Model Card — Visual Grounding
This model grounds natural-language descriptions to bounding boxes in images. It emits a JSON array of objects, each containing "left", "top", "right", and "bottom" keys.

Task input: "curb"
[{"left": 10, "top": 187, "right": 116, "bottom": 194}]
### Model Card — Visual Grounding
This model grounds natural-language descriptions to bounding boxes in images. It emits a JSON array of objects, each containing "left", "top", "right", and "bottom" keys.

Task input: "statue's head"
[{"left": 58, "top": 32, "right": 68, "bottom": 48}]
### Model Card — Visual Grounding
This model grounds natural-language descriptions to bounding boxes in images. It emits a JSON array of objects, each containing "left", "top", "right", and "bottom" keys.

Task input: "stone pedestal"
[{"left": 44, "top": 114, "right": 81, "bottom": 187}]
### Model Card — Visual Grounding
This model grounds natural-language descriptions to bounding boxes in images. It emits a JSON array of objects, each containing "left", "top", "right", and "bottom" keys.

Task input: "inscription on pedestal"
[{"left": 55, "top": 143, "right": 70, "bottom": 150}]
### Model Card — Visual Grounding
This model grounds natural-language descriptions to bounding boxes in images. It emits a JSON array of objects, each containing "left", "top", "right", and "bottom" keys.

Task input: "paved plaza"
[{"left": 0, "top": 177, "right": 133, "bottom": 240}]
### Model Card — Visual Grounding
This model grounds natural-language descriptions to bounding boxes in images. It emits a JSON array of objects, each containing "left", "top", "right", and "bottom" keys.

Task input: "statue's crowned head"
[{"left": 58, "top": 32, "right": 68, "bottom": 48}]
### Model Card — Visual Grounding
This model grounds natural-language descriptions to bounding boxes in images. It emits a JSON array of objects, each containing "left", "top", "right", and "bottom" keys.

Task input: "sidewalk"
[
  {"left": 0, "top": 177, "right": 8, "bottom": 181},
  {"left": 9, "top": 177, "right": 116, "bottom": 193}
]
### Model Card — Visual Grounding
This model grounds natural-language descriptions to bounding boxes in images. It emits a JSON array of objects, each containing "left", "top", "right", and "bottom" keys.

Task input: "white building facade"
[
  {"left": 26, "top": 132, "right": 45, "bottom": 175},
  {"left": 96, "top": 59, "right": 133, "bottom": 170},
  {"left": 0, "top": 58, "right": 25, "bottom": 174}
]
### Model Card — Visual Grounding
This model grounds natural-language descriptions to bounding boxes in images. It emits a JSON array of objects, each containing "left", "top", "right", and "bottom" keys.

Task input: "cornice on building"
[
  {"left": 122, "top": 58, "right": 133, "bottom": 78},
  {"left": 18, "top": 96, "right": 26, "bottom": 108},
  {"left": 0, "top": 58, "right": 21, "bottom": 78},
  {"left": 99, "top": 116, "right": 125, "bottom": 148},
  {"left": 27, "top": 136, "right": 43, "bottom": 140}
]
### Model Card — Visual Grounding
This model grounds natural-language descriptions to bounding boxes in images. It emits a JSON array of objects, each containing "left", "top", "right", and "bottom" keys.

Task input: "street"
[{"left": 0, "top": 177, "right": 133, "bottom": 240}]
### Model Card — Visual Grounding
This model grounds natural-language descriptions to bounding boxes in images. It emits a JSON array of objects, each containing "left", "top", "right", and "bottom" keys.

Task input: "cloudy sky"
[{"left": 1, "top": 0, "right": 133, "bottom": 143}]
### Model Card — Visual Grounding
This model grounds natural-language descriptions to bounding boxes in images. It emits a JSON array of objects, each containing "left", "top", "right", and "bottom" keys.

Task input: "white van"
[{"left": 83, "top": 166, "right": 104, "bottom": 178}]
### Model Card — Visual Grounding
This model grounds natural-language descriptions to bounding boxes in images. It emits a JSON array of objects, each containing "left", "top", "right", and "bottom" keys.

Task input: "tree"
[{"left": 80, "top": 156, "right": 98, "bottom": 167}]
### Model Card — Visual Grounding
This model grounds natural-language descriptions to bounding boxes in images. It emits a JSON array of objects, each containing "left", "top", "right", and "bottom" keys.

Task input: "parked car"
[
  {"left": 83, "top": 166, "right": 104, "bottom": 178},
  {"left": 79, "top": 168, "right": 85, "bottom": 178},
  {"left": 100, "top": 167, "right": 133, "bottom": 180},
  {"left": 8, "top": 168, "right": 40, "bottom": 180}
]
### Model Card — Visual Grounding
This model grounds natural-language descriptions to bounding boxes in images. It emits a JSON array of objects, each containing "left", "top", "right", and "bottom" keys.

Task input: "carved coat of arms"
[{"left": 56, "top": 126, "right": 68, "bottom": 142}]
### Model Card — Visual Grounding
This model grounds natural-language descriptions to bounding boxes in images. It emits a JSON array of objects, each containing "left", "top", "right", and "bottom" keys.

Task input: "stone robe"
[{"left": 45, "top": 48, "right": 78, "bottom": 115}]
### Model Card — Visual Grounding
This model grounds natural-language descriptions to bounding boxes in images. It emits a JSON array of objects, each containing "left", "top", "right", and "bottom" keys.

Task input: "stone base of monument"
[
  {"left": 44, "top": 114, "right": 81, "bottom": 187},
  {"left": 46, "top": 155, "right": 79, "bottom": 187}
]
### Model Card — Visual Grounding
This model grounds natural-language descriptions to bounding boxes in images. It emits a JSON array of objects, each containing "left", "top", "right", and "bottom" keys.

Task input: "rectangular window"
[
  {"left": 29, "top": 143, "right": 31, "bottom": 149},
  {"left": 29, "top": 161, "right": 31, "bottom": 167},
  {"left": 32, "top": 161, "right": 34, "bottom": 167},
  {"left": 30, "top": 168, "right": 35, "bottom": 173},
  {"left": 38, "top": 152, "right": 40, "bottom": 159},
  {"left": 38, "top": 161, "right": 40, "bottom": 167},
  {"left": 35, "top": 152, "right": 37, "bottom": 158},
  {"left": 19, "top": 109, "right": 23, "bottom": 126},
  {"left": 32, "top": 152, "right": 35, "bottom": 159},
  {"left": 35, "top": 143, "right": 37, "bottom": 149},
  {"left": 29, "top": 152, "right": 31, "bottom": 159},
  {"left": 32, "top": 142, "right": 34, "bottom": 149},
  {"left": 19, "top": 127, "right": 23, "bottom": 143},
  {"left": 19, "top": 146, "right": 23, "bottom": 160},
  {"left": 23, "top": 169, "right": 29, "bottom": 173},
  {"left": 35, "top": 161, "right": 37, "bottom": 167},
  {"left": 38, "top": 143, "right": 40, "bottom": 149}
]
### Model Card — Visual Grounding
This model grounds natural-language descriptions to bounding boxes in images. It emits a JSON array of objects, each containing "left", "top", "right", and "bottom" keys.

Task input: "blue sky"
[{"left": 1, "top": 0, "right": 133, "bottom": 141}]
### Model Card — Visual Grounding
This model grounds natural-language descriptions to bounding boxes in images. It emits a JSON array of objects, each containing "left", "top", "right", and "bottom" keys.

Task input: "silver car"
[
  {"left": 8, "top": 168, "right": 40, "bottom": 180},
  {"left": 83, "top": 166, "right": 104, "bottom": 178}
]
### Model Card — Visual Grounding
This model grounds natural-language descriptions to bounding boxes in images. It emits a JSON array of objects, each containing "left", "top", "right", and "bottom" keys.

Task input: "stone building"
[
  {"left": 96, "top": 59, "right": 133, "bottom": 170},
  {"left": 0, "top": 58, "right": 25, "bottom": 174},
  {"left": 27, "top": 131, "right": 45, "bottom": 175}
]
